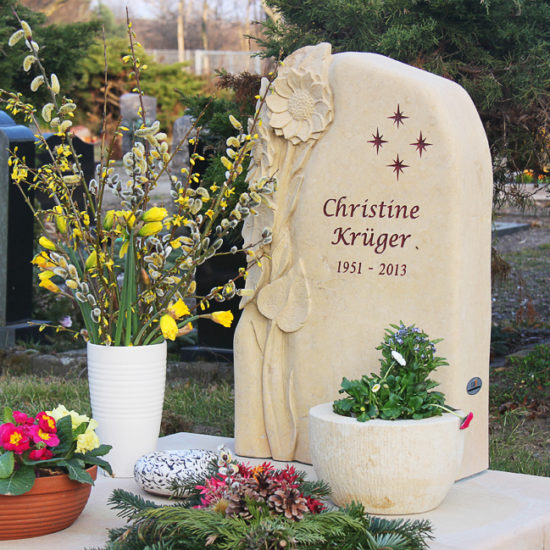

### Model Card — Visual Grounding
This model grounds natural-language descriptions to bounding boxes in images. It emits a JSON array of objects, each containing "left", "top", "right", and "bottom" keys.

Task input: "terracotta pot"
[
  {"left": 309, "top": 402, "right": 465, "bottom": 514},
  {"left": 0, "top": 465, "right": 97, "bottom": 540}
]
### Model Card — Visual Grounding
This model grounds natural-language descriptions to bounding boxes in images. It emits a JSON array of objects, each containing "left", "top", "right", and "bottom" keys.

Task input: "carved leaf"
[{"left": 276, "top": 261, "right": 310, "bottom": 333}]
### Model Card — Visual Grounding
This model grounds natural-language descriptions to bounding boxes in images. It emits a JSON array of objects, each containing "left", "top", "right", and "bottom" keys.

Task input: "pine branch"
[{"left": 108, "top": 488, "right": 161, "bottom": 520}]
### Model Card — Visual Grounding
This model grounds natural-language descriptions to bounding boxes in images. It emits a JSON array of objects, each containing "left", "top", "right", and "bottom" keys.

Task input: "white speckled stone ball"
[{"left": 134, "top": 449, "right": 217, "bottom": 496}]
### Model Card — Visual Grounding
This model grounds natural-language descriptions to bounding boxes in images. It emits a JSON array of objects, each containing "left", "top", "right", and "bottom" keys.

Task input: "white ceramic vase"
[
  {"left": 87, "top": 341, "right": 167, "bottom": 477},
  {"left": 309, "top": 402, "right": 465, "bottom": 514}
]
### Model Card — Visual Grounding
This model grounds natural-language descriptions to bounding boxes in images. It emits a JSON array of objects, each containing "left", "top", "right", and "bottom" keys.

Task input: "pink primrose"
[
  {"left": 29, "top": 425, "right": 60, "bottom": 447},
  {"left": 0, "top": 423, "right": 30, "bottom": 454},
  {"left": 29, "top": 448, "right": 54, "bottom": 461},
  {"left": 13, "top": 411, "right": 34, "bottom": 425},
  {"left": 35, "top": 412, "right": 57, "bottom": 433}
]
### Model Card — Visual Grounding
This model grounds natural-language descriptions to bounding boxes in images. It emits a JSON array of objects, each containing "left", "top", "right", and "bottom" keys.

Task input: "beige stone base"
[{"left": 4, "top": 432, "right": 549, "bottom": 550}]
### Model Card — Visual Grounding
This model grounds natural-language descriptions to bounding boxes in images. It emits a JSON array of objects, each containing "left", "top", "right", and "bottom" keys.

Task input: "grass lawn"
[{"left": 2, "top": 349, "right": 549, "bottom": 477}]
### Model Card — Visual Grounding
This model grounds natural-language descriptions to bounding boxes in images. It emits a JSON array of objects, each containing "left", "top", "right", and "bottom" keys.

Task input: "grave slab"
[{"left": 2, "top": 433, "right": 549, "bottom": 550}]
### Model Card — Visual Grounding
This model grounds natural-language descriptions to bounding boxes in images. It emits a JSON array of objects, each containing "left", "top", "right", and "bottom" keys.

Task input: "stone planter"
[
  {"left": 0, "top": 465, "right": 97, "bottom": 540},
  {"left": 309, "top": 402, "right": 465, "bottom": 515},
  {"left": 87, "top": 341, "right": 167, "bottom": 477}
]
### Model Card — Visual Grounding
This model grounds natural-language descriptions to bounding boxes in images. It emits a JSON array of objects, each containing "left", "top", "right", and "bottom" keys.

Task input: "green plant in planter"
[{"left": 334, "top": 322, "right": 458, "bottom": 422}]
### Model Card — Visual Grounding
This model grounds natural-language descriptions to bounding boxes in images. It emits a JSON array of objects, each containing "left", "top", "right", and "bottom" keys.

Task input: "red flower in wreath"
[{"left": 460, "top": 412, "right": 474, "bottom": 430}]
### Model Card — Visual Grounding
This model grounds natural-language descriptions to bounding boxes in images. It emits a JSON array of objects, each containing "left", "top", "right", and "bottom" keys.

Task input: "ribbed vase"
[
  {"left": 87, "top": 342, "right": 167, "bottom": 477},
  {"left": 0, "top": 465, "right": 97, "bottom": 540}
]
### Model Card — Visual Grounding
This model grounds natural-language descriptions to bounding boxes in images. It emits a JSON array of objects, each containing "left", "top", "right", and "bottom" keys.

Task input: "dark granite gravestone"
[
  {"left": 0, "top": 112, "right": 38, "bottom": 346},
  {"left": 36, "top": 134, "right": 95, "bottom": 210},
  {"left": 120, "top": 93, "right": 157, "bottom": 155}
]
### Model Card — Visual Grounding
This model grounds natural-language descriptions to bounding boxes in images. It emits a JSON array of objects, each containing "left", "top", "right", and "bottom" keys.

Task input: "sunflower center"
[{"left": 287, "top": 89, "right": 315, "bottom": 121}]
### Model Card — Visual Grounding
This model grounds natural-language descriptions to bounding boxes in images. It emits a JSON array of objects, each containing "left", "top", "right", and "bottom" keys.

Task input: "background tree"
[
  {"left": 0, "top": 0, "right": 100, "bottom": 110},
  {"left": 256, "top": 0, "right": 550, "bottom": 205}
]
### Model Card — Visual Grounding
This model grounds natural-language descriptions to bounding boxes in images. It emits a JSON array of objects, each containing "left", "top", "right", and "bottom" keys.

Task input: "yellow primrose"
[
  {"left": 167, "top": 299, "right": 190, "bottom": 320},
  {"left": 210, "top": 310, "right": 234, "bottom": 328},
  {"left": 142, "top": 207, "right": 168, "bottom": 222},
  {"left": 39, "top": 236, "right": 56, "bottom": 251},
  {"left": 138, "top": 222, "right": 163, "bottom": 237},
  {"left": 160, "top": 314, "right": 178, "bottom": 341},
  {"left": 76, "top": 430, "right": 100, "bottom": 453}
]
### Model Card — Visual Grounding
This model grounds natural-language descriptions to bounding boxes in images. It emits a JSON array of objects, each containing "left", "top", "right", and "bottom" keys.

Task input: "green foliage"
[
  {"left": 258, "top": 0, "right": 550, "bottom": 202},
  {"left": 101, "top": 489, "right": 433, "bottom": 550},
  {"left": 333, "top": 323, "right": 447, "bottom": 420},
  {"left": 0, "top": 0, "right": 100, "bottom": 113},
  {"left": 494, "top": 345, "right": 550, "bottom": 404},
  {"left": 72, "top": 36, "right": 205, "bottom": 132}
]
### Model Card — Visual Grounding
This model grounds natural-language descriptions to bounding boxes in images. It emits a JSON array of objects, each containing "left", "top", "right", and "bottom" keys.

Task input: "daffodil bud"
[
  {"left": 142, "top": 207, "right": 167, "bottom": 222},
  {"left": 39, "top": 236, "right": 56, "bottom": 251},
  {"left": 103, "top": 210, "right": 115, "bottom": 230},
  {"left": 85, "top": 250, "right": 97, "bottom": 270},
  {"left": 138, "top": 222, "right": 163, "bottom": 237}
]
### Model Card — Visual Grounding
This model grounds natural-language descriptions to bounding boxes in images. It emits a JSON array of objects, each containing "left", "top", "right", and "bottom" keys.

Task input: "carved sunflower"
[{"left": 266, "top": 67, "right": 333, "bottom": 145}]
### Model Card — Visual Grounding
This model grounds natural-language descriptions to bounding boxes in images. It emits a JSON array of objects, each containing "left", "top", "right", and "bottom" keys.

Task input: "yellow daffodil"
[
  {"left": 39, "top": 278, "right": 60, "bottom": 293},
  {"left": 177, "top": 322, "right": 193, "bottom": 337},
  {"left": 167, "top": 299, "right": 190, "bottom": 319},
  {"left": 160, "top": 314, "right": 178, "bottom": 341},
  {"left": 39, "top": 236, "right": 56, "bottom": 251},
  {"left": 210, "top": 310, "right": 233, "bottom": 328},
  {"left": 142, "top": 207, "right": 168, "bottom": 222},
  {"left": 32, "top": 252, "right": 54, "bottom": 269}
]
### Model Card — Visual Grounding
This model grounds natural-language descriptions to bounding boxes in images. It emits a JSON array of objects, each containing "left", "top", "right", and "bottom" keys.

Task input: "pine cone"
[
  {"left": 225, "top": 491, "right": 254, "bottom": 519},
  {"left": 268, "top": 487, "right": 309, "bottom": 521}
]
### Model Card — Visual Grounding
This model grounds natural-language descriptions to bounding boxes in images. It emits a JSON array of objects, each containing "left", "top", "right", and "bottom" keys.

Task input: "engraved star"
[
  {"left": 387, "top": 154, "right": 409, "bottom": 181},
  {"left": 388, "top": 104, "right": 408, "bottom": 128},
  {"left": 411, "top": 131, "right": 432, "bottom": 157},
  {"left": 367, "top": 128, "right": 388, "bottom": 154}
]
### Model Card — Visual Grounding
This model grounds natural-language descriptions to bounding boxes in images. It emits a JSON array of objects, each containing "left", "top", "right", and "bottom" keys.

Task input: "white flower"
[
  {"left": 372, "top": 383, "right": 381, "bottom": 393},
  {"left": 391, "top": 350, "right": 407, "bottom": 366}
]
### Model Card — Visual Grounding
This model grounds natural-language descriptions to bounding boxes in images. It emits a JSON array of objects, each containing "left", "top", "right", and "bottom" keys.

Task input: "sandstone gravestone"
[
  {"left": 234, "top": 43, "right": 492, "bottom": 480},
  {"left": 120, "top": 93, "right": 157, "bottom": 155}
]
